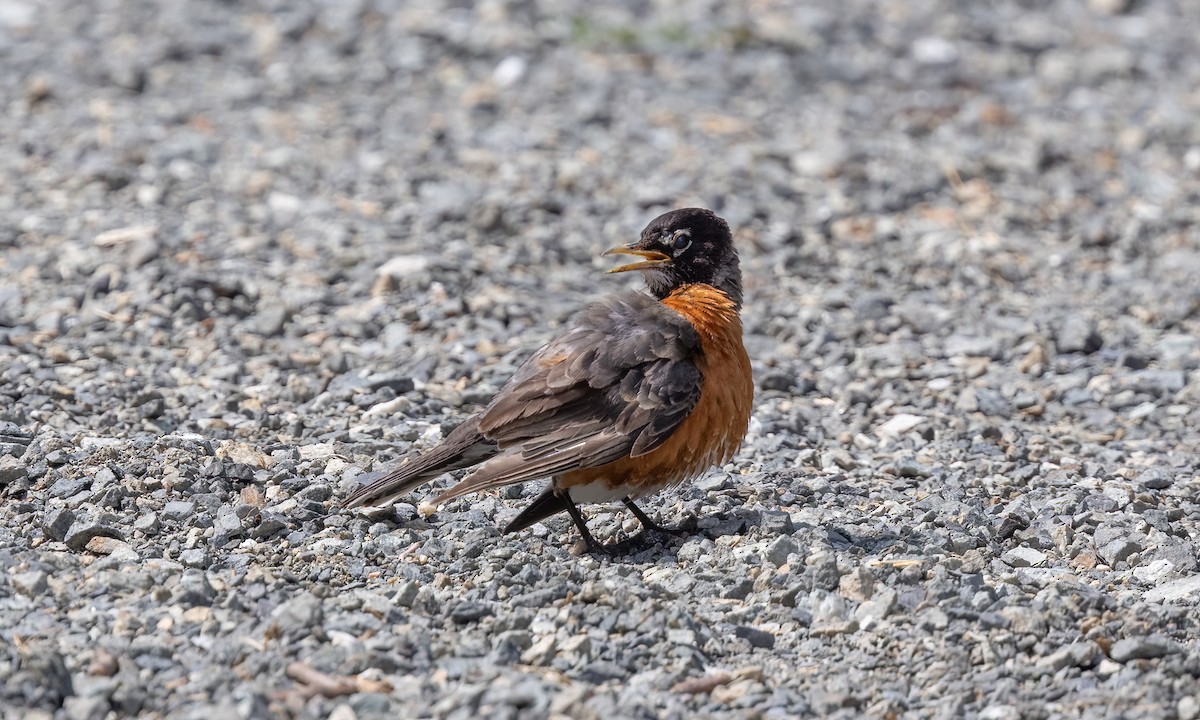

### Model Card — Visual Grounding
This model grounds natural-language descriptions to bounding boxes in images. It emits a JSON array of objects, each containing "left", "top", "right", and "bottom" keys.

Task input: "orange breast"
[{"left": 560, "top": 284, "right": 754, "bottom": 496}]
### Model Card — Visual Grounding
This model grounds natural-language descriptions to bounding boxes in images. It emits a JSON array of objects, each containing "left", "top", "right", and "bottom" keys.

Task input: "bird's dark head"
[{"left": 603, "top": 208, "right": 742, "bottom": 308}]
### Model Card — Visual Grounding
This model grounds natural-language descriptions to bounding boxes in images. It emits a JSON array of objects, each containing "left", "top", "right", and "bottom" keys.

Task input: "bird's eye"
[{"left": 672, "top": 231, "right": 691, "bottom": 252}]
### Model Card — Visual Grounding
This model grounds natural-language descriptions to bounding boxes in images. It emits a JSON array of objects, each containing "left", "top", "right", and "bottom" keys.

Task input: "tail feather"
[
  {"left": 343, "top": 416, "right": 495, "bottom": 508},
  {"left": 503, "top": 487, "right": 570, "bottom": 534}
]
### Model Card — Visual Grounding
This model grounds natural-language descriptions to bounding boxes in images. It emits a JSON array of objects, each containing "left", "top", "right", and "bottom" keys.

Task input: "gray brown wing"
[{"left": 431, "top": 292, "right": 702, "bottom": 503}]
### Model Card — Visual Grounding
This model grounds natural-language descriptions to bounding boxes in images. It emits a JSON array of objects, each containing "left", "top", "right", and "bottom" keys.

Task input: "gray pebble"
[
  {"left": 1179, "top": 696, "right": 1200, "bottom": 720},
  {"left": 1098, "top": 539, "right": 1142, "bottom": 567},
  {"left": 0, "top": 455, "right": 28, "bottom": 484},
  {"left": 1109, "top": 635, "right": 1180, "bottom": 662},
  {"left": 179, "top": 548, "right": 211, "bottom": 568},
  {"left": 1002, "top": 547, "right": 1047, "bottom": 568},
  {"left": 63, "top": 695, "right": 111, "bottom": 720},
  {"left": 133, "top": 513, "right": 160, "bottom": 535},
  {"left": 48, "top": 475, "right": 91, "bottom": 499},
  {"left": 1057, "top": 316, "right": 1102, "bottom": 354},
  {"left": 894, "top": 458, "right": 933, "bottom": 478},
  {"left": 162, "top": 501, "right": 196, "bottom": 522},
  {"left": 11, "top": 570, "right": 49, "bottom": 596},
  {"left": 734, "top": 625, "right": 775, "bottom": 649},
  {"left": 271, "top": 593, "right": 324, "bottom": 636},
  {"left": 1137, "top": 467, "right": 1174, "bottom": 490},
  {"left": 174, "top": 570, "right": 217, "bottom": 607},
  {"left": 766, "top": 536, "right": 799, "bottom": 567},
  {"left": 759, "top": 510, "right": 795, "bottom": 535},
  {"left": 64, "top": 521, "right": 124, "bottom": 551},
  {"left": 42, "top": 507, "right": 75, "bottom": 541}
]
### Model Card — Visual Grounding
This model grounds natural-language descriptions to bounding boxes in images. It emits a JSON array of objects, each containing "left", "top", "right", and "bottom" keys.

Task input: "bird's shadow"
[{"left": 579, "top": 508, "right": 761, "bottom": 562}]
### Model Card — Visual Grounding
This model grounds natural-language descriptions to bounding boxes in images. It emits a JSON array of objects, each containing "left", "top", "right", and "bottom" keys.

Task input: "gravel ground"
[{"left": 3, "top": 0, "right": 1200, "bottom": 718}]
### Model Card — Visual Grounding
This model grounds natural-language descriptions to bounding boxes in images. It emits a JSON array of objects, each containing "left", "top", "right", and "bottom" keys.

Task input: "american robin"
[{"left": 344, "top": 208, "right": 753, "bottom": 553}]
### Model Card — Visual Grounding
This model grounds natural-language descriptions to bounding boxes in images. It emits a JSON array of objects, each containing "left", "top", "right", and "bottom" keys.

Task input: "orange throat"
[{"left": 561, "top": 283, "right": 754, "bottom": 496}]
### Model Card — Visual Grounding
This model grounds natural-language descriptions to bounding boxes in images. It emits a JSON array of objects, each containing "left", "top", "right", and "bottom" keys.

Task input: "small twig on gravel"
[
  {"left": 283, "top": 661, "right": 393, "bottom": 699},
  {"left": 671, "top": 671, "right": 734, "bottom": 694},
  {"left": 868, "top": 558, "right": 924, "bottom": 568}
]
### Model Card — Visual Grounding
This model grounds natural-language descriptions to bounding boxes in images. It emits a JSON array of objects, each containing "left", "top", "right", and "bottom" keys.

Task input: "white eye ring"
[{"left": 672, "top": 230, "right": 692, "bottom": 252}]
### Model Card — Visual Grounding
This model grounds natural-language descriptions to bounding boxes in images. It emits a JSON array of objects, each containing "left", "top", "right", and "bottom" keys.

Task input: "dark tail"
[
  {"left": 343, "top": 416, "right": 495, "bottom": 508},
  {"left": 503, "top": 487, "right": 570, "bottom": 533}
]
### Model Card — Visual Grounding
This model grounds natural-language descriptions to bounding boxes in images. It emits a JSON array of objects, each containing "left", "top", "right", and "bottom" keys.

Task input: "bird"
[{"left": 343, "top": 207, "right": 753, "bottom": 553}]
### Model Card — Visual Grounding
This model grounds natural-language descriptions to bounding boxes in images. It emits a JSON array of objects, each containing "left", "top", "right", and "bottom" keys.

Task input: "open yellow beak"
[{"left": 601, "top": 246, "right": 671, "bottom": 274}]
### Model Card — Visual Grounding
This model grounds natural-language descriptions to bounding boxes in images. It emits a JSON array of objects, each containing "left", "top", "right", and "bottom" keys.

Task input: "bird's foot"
[{"left": 579, "top": 530, "right": 659, "bottom": 557}]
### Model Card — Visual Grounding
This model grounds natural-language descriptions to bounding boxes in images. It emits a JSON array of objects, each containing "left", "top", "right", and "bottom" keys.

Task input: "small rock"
[
  {"left": 88, "top": 649, "right": 119, "bottom": 677},
  {"left": 734, "top": 625, "right": 775, "bottom": 649},
  {"left": 1098, "top": 539, "right": 1141, "bottom": 566},
  {"left": 759, "top": 510, "right": 794, "bottom": 535},
  {"left": 809, "top": 554, "right": 842, "bottom": 591},
  {"left": 711, "top": 679, "right": 758, "bottom": 705},
  {"left": 450, "top": 601, "right": 491, "bottom": 624},
  {"left": 1132, "top": 559, "right": 1175, "bottom": 584},
  {"left": 1002, "top": 546, "right": 1047, "bottom": 568},
  {"left": 49, "top": 475, "right": 91, "bottom": 499},
  {"left": 251, "top": 511, "right": 288, "bottom": 539},
  {"left": 43, "top": 507, "right": 76, "bottom": 541},
  {"left": 919, "top": 608, "right": 949, "bottom": 631},
  {"left": 377, "top": 255, "right": 430, "bottom": 279},
  {"left": 894, "top": 458, "right": 933, "bottom": 478},
  {"left": 492, "top": 55, "right": 527, "bottom": 87},
  {"left": 272, "top": 593, "right": 325, "bottom": 635},
  {"left": 163, "top": 501, "right": 196, "bottom": 521},
  {"left": 214, "top": 505, "right": 243, "bottom": 535},
  {"left": 365, "top": 373, "right": 415, "bottom": 394},
  {"left": 1143, "top": 576, "right": 1200, "bottom": 603},
  {"left": 1038, "top": 642, "right": 1101, "bottom": 671},
  {"left": 521, "top": 636, "right": 557, "bottom": 665},
  {"left": 327, "top": 705, "right": 358, "bottom": 720},
  {"left": 759, "top": 370, "right": 796, "bottom": 392},
  {"left": 838, "top": 566, "right": 876, "bottom": 602},
  {"left": 1089, "top": 0, "right": 1132, "bottom": 14},
  {"left": 11, "top": 570, "right": 49, "bottom": 596},
  {"left": 180, "top": 548, "right": 211, "bottom": 568},
  {"left": 854, "top": 587, "right": 897, "bottom": 625},
  {"left": 45, "top": 449, "right": 71, "bottom": 466},
  {"left": 973, "top": 388, "right": 1013, "bottom": 417},
  {"left": 1136, "top": 467, "right": 1174, "bottom": 490},
  {"left": 1178, "top": 696, "right": 1199, "bottom": 720},
  {"left": 164, "top": 569, "right": 208, "bottom": 605},
  {"left": 394, "top": 580, "right": 419, "bottom": 608},
  {"left": 979, "top": 705, "right": 1020, "bottom": 720},
  {"left": 821, "top": 449, "right": 857, "bottom": 470},
  {"left": 63, "top": 695, "right": 110, "bottom": 720},
  {"left": 912, "top": 36, "right": 958, "bottom": 65},
  {"left": 0, "top": 454, "right": 28, "bottom": 484},
  {"left": 765, "top": 536, "right": 799, "bottom": 567},
  {"left": 695, "top": 473, "right": 728, "bottom": 492},
  {"left": 1056, "top": 316, "right": 1102, "bottom": 354},
  {"left": 133, "top": 514, "right": 160, "bottom": 535},
  {"left": 253, "top": 304, "right": 291, "bottom": 336},
  {"left": 875, "top": 414, "right": 926, "bottom": 439},
  {"left": 85, "top": 536, "right": 131, "bottom": 556},
  {"left": 1109, "top": 635, "right": 1180, "bottom": 662},
  {"left": 65, "top": 522, "right": 124, "bottom": 551},
  {"left": 721, "top": 578, "right": 754, "bottom": 600},
  {"left": 559, "top": 634, "right": 593, "bottom": 663}
]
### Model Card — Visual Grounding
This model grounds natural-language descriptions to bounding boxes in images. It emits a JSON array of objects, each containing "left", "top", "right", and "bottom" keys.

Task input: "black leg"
[
  {"left": 622, "top": 497, "right": 696, "bottom": 536},
  {"left": 558, "top": 490, "right": 607, "bottom": 554},
  {"left": 623, "top": 497, "right": 670, "bottom": 533}
]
